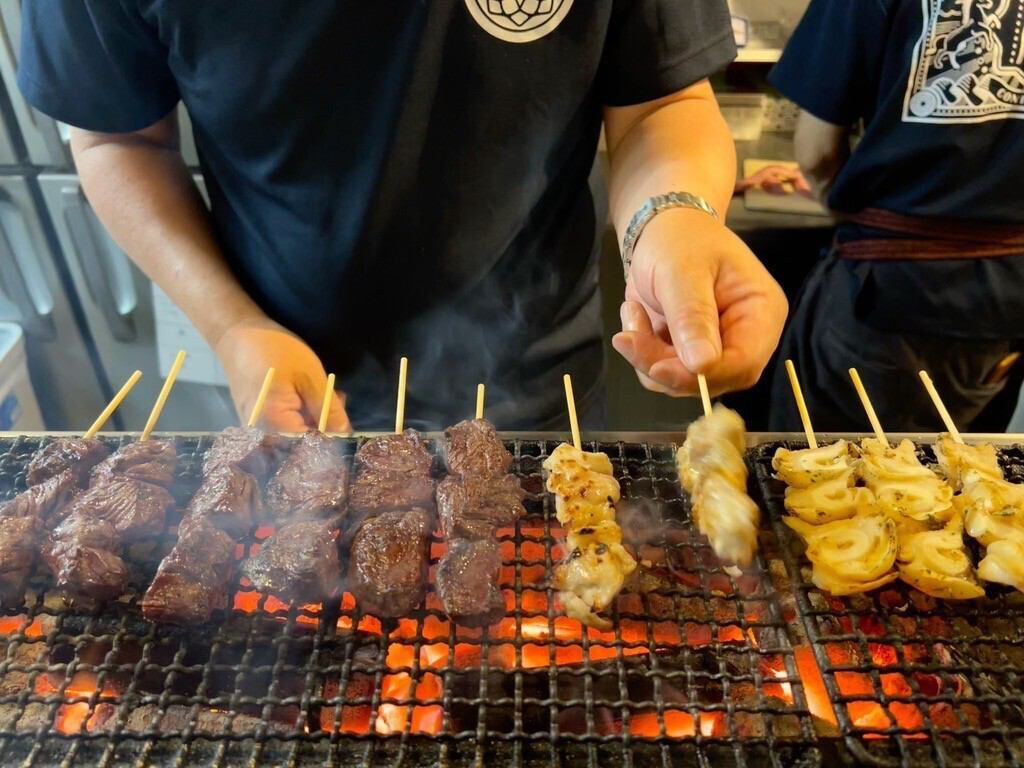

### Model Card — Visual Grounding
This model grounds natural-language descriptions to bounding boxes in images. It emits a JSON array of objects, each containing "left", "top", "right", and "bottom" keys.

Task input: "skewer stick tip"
[
  {"left": 848, "top": 368, "right": 888, "bottom": 446},
  {"left": 394, "top": 357, "right": 408, "bottom": 434},
  {"left": 140, "top": 350, "right": 187, "bottom": 441},
  {"left": 318, "top": 373, "right": 336, "bottom": 434},
  {"left": 247, "top": 367, "right": 275, "bottom": 428},
  {"left": 563, "top": 374, "right": 582, "bottom": 451},
  {"left": 697, "top": 374, "right": 712, "bottom": 418},
  {"left": 84, "top": 369, "right": 143, "bottom": 439},
  {"left": 784, "top": 359, "right": 817, "bottom": 449},
  {"left": 918, "top": 370, "right": 963, "bottom": 444},
  {"left": 475, "top": 383, "right": 485, "bottom": 421}
]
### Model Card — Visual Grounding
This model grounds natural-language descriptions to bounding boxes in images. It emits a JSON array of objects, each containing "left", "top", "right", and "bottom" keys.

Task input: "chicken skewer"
[
  {"left": 676, "top": 375, "right": 760, "bottom": 568},
  {"left": 543, "top": 374, "right": 636, "bottom": 630}
]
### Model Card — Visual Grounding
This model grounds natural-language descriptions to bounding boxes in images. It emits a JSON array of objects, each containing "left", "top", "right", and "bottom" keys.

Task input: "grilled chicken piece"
[
  {"left": 91, "top": 439, "right": 177, "bottom": 488},
  {"left": 692, "top": 474, "right": 761, "bottom": 566},
  {"left": 934, "top": 433, "right": 1003, "bottom": 488},
  {"left": 437, "top": 474, "right": 523, "bottom": 540},
  {"left": 435, "top": 538, "right": 505, "bottom": 626},
  {"left": 677, "top": 405, "right": 746, "bottom": 494},
  {"left": 266, "top": 431, "right": 348, "bottom": 522},
  {"left": 42, "top": 515, "right": 129, "bottom": 609},
  {"left": 59, "top": 476, "right": 172, "bottom": 542},
  {"left": 347, "top": 507, "right": 432, "bottom": 618},
  {"left": 203, "top": 426, "right": 283, "bottom": 479},
  {"left": 443, "top": 419, "right": 513, "bottom": 478},
  {"left": 142, "top": 518, "right": 237, "bottom": 624},
  {"left": 0, "top": 516, "right": 41, "bottom": 606},
  {"left": 242, "top": 520, "right": 340, "bottom": 604},
  {"left": 185, "top": 464, "right": 263, "bottom": 538},
  {"left": 553, "top": 537, "right": 636, "bottom": 631},
  {"left": 26, "top": 437, "right": 109, "bottom": 487}
]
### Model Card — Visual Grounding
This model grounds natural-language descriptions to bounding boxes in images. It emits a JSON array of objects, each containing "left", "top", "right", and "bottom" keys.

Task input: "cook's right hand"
[{"left": 214, "top": 317, "right": 351, "bottom": 433}]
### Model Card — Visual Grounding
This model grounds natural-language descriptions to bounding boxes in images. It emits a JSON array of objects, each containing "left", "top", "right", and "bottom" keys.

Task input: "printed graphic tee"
[
  {"left": 770, "top": 0, "right": 1024, "bottom": 339},
  {"left": 18, "top": 0, "right": 736, "bottom": 429}
]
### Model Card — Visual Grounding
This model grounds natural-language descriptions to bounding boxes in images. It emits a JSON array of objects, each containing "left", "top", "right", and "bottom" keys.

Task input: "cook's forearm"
[
  {"left": 605, "top": 82, "right": 736, "bottom": 239},
  {"left": 70, "top": 123, "right": 266, "bottom": 349},
  {"left": 794, "top": 111, "right": 850, "bottom": 204}
]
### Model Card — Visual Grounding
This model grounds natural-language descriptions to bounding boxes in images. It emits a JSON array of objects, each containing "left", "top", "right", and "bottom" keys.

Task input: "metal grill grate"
[{"left": 751, "top": 441, "right": 1024, "bottom": 768}]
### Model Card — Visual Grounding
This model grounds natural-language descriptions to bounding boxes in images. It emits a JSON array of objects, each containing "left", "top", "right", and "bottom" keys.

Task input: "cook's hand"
[
  {"left": 612, "top": 209, "right": 787, "bottom": 397},
  {"left": 735, "top": 165, "right": 814, "bottom": 198},
  {"left": 214, "top": 317, "right": 352, "bottom": 433}
]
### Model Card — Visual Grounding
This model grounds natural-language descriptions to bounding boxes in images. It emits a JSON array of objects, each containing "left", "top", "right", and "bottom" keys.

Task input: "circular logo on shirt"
[{"left": 464, "top": 0, "right": 574, "bottom": 44}]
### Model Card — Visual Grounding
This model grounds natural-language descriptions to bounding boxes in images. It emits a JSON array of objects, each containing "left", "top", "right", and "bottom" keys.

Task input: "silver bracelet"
[{"left": 621, "top": 192, "right": 719, "bottom": 278}]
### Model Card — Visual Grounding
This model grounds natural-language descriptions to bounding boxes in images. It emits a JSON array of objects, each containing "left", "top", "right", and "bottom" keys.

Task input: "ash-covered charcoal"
[
  {"left": 0, "top": 515, "right": 40, "bottom": 605},
  {"left": 186, "top": 464, "right": 263, "bottom": 538},
  {"left": 142, "top": 518, "right": 236, "bottom": 624},
  {"left": 0, "top": 469, "right": 77, "bottom": 521},
  {"left": 241, "top": 519, "right": 340, "bottom": 604},
  {"left": 42, "top": 515, "right": 129, "bottom": 608},
  {"left": 443, "top": 419, "right": 513, "bottom": 477},
  {"left": 266, "top": 431, "right": 348, "bottom": 521},
  {"left": 437, "top": 473, "right": 524, "bottom": 540},
  {"left": 59, "top": 475, "right": 172, "bottom": 542},
  {"left": 354, "top": 429, "right": 433, "bottom": 475},
  {"left": 347, "top": 507, "right": 431, "bottom": 617},
  {"left": 91, "top": 438, "right": 177, "bottom": 488},
  {"left": 25, "top": 437, "right": 109, "bottom": 487},
  {"left": 435, "top": 538, "right": 505, "bottom": 625},
  {"left": 349, "top": 471, "right": 435, "bottom": 516},
  {"left": 203, "top": 425, "right": 283, "bottom": 479},
  {"left": 96, "top": 704, "right": 296, "bottom": 736}
]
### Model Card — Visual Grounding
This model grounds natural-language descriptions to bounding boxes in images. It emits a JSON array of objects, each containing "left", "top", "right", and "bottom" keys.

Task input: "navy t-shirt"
[
  {"left": 18, "top": 0, "right": 736, "bottom": 430},
  {"left": 769, "top": 0, "right": 1024, "bottom": 339}
]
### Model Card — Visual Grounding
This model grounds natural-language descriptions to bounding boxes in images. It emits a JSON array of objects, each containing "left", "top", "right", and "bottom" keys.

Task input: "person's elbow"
[{"left": 69, "top": 110, "right": 181, "bottom": 161}]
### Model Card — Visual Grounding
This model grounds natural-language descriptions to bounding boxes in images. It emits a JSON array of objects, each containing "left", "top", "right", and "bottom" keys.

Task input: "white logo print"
[
  {"left": 464, "top": 0, "right": 574, "bottom": 44},
  {"left": 904, "top": 0, "right": 1024, "bottom": 123}
]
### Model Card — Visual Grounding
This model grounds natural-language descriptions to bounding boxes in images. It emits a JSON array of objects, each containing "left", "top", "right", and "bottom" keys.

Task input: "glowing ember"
[
  {"left": 36, "top": 672, "right": 117, "bottom": 734},
  {"left": 629, "top": 710, "right": 724, "bottom": 738}
]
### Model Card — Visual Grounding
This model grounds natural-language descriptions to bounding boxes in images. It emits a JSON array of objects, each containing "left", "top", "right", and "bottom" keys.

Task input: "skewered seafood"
[
  {"left": 677, "top": 405, "right": 760, "bottom": 566},
  {"left": 857, "top": 438, "right": 954, "bottom": 523},
  {"left": 544, "top": 443, "right": 636, "bottom": 629},
  {"left": 785, "top": 514, "right": 898, "bottom": 595},
  {"left": 783, "top": 467, "right": 875, "bottom": 524},
  {"left": 772, "top": 440, "right": 858, "bottom": 488},
  {"left": 934, "top": 433, "right": 1003, "bottom": 487},
  {"left": 977, "top": 540, "right": 1024, "bottom": 593},
  {"left": 896, "top": 523, "right": 984, "bottom": 600}
]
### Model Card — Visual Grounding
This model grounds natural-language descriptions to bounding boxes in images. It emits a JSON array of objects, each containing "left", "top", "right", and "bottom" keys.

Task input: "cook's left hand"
[
  {"left": 611, "top": 208, "right": 788, "bottom": 397},
  {"left": 734, "top": 165, "right": 814, "bottom": 197}
]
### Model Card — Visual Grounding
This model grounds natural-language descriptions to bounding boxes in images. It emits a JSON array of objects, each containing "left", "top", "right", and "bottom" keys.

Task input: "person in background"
[
  {"left": 767, "top": 0, "right": 1024, "bottom": 433},
  {"left": 17, "top": 1, "right": 786, "bottom": 433}
]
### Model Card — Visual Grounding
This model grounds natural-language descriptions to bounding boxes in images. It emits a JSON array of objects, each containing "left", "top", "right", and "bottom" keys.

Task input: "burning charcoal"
[
  {"left": 60, "top": 475, "right": 172, "bottom": 542},
  {"left": 185, "top": 464, "right": 263, "bottom": 538},
  {"left": 266, "top": 431, "right": 348, "bottom": 521},
  {"left": 203, "top": 426, "right": 283, "bottom": 479},
  {"left": 437, "top": 474, "right": 523, "bottom": 541},
  {"left": 347, "top": 507, "right": 431, "bottom": 617},
  {"left": 25, "top": 437, "right": 109, "bottom": 487},
  {"left": 0, "top": 516, "right": 40, "bottom": 606},
  {"left": 0, "top": 469, "right": 77, "bottom": 522},
  {"left": 142, "top": 518, "right": 236, "bottom": 625},
  {"left": 354, "top": 430, "right": 433, "bottom": 475},
  {"left": 349, "top": 472, "right": 436, "bottom": 516},
  {"left": 241, "top": 520, "right": 340, "bottom": 604},
  {"left": 42, "top": 515, "right": 129, "bottom": 609},
  {"left": 91, "top": 439, "right": 177, "bottom": 488},
  {"left": 435, "top": 538, "right": 505, "bottom": 626},
  {"left": 443, "top": 419, "right": 512, "bottom": 477}
]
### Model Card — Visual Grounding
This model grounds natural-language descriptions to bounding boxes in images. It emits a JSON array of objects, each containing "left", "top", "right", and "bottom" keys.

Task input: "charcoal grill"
[{"left": 0, "top": 432, "right": 1020, "bottom": 767}]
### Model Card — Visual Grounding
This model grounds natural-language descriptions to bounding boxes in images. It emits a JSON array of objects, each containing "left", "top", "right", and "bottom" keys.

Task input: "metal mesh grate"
[
  {"left": 751, "top": 441, "right": 1024, "bottom": 768},
  {"left": 0, "top": 434, "right": 832, "bottom": 768}
]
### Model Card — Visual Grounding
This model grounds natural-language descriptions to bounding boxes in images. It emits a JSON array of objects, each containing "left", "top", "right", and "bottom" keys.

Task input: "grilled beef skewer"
[
  {"left": 345, "top": 430, "right": 434, "bottom": 618},
  {"left": 435, "top": 419, "right": 523, "bottom": 626}
]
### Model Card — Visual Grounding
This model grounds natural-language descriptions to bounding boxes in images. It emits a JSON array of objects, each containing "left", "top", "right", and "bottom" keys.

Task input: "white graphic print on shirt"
[
  {"left": 904, "top": 0, "right": 1024, "bottom": 123},
  {"left": 463, "top": 0, "right": 574, "bottom": 43}
]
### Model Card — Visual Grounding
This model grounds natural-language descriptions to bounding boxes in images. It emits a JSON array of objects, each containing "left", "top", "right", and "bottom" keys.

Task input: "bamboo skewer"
[
  {"left": 395, "top": 357, "right": 408, "bottom": 434},
  {"left": 248, "top": 368, "right": 275, "bottom": 427},
  {"left": 318, "top": 373, "right": 336, "bottom": 433},
  {"left": 83, "top": 370, "right": 143, "bottom": 439},
  {"left": 848, "top": 368, "right": 888, "bottom": 446},
  {"left": 475, "top": 384, "right": 485, "bottom": 421},
  {"left": 563, "top": 374, "right": 581, "bottom": 451},
  {"left": 784, "top": 359, "right": 818, "bottom": 449},
  {"left": 918, "top": 370, "right": 963, "bottom": 444},
  {"left": 140, "top": 350, "right": 186, "bottom": 441},
  {"left": 697, "top": 374, "right": 712, "bottom": 418}
]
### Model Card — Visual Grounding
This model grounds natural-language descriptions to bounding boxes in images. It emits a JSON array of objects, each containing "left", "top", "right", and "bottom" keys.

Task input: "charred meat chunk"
[
  {"left": 141, "top": 519, "right": 236, "bottom": 625},
  {"left": 349, "top": 472, "right": 435, "bottom": 516},
  {"left": 435, "top": 538, "right": 505, "bottom": 626},
  {"left": 186, "top": 465, "right": 263, "bottom": 538},
  {"left": 203, "top": 426, "right": 283, "bottom": 479},
  {"left": 241, "top": 520, "right": 340, "bottom": 604},
  {"left": 60, "top": 476, "right": 172, "bottom": 542},
  {"left": 26, "top": 437, "right": 109, "bottom": 487},
  {"left": 437, "top": 474, "right": 523, "bottom": 541},
  {"left": 42, "top": 515, "right": 129, "bottom": 609},
  {"left": 354, "top": 430, "right": 433, "bottom": 475},
  {"left": 91, "top": 439, "right": 177, "bottom": 488},
  {"left": 347, "top": 507, "right": 432, "bottom": 618},
  {"left": 443, "top": 419, "right": 512, "bottom": 478},
  {"left": 0, "top": 516, "right": 41, "bottom": 606},
  {"left": 0, "top": 470, "right": 77, "bottom": 522},
  {"left": 266, "top": 431, "right": 348, "bottom": 522}
]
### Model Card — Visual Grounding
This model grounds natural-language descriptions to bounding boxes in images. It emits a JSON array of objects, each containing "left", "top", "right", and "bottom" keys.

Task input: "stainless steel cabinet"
[
  {"left": 37, "top": 173, "right": 236, "bottom": 431},
  {"left": 0, "top": 176, "right": 106, "bottom": 427}
]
